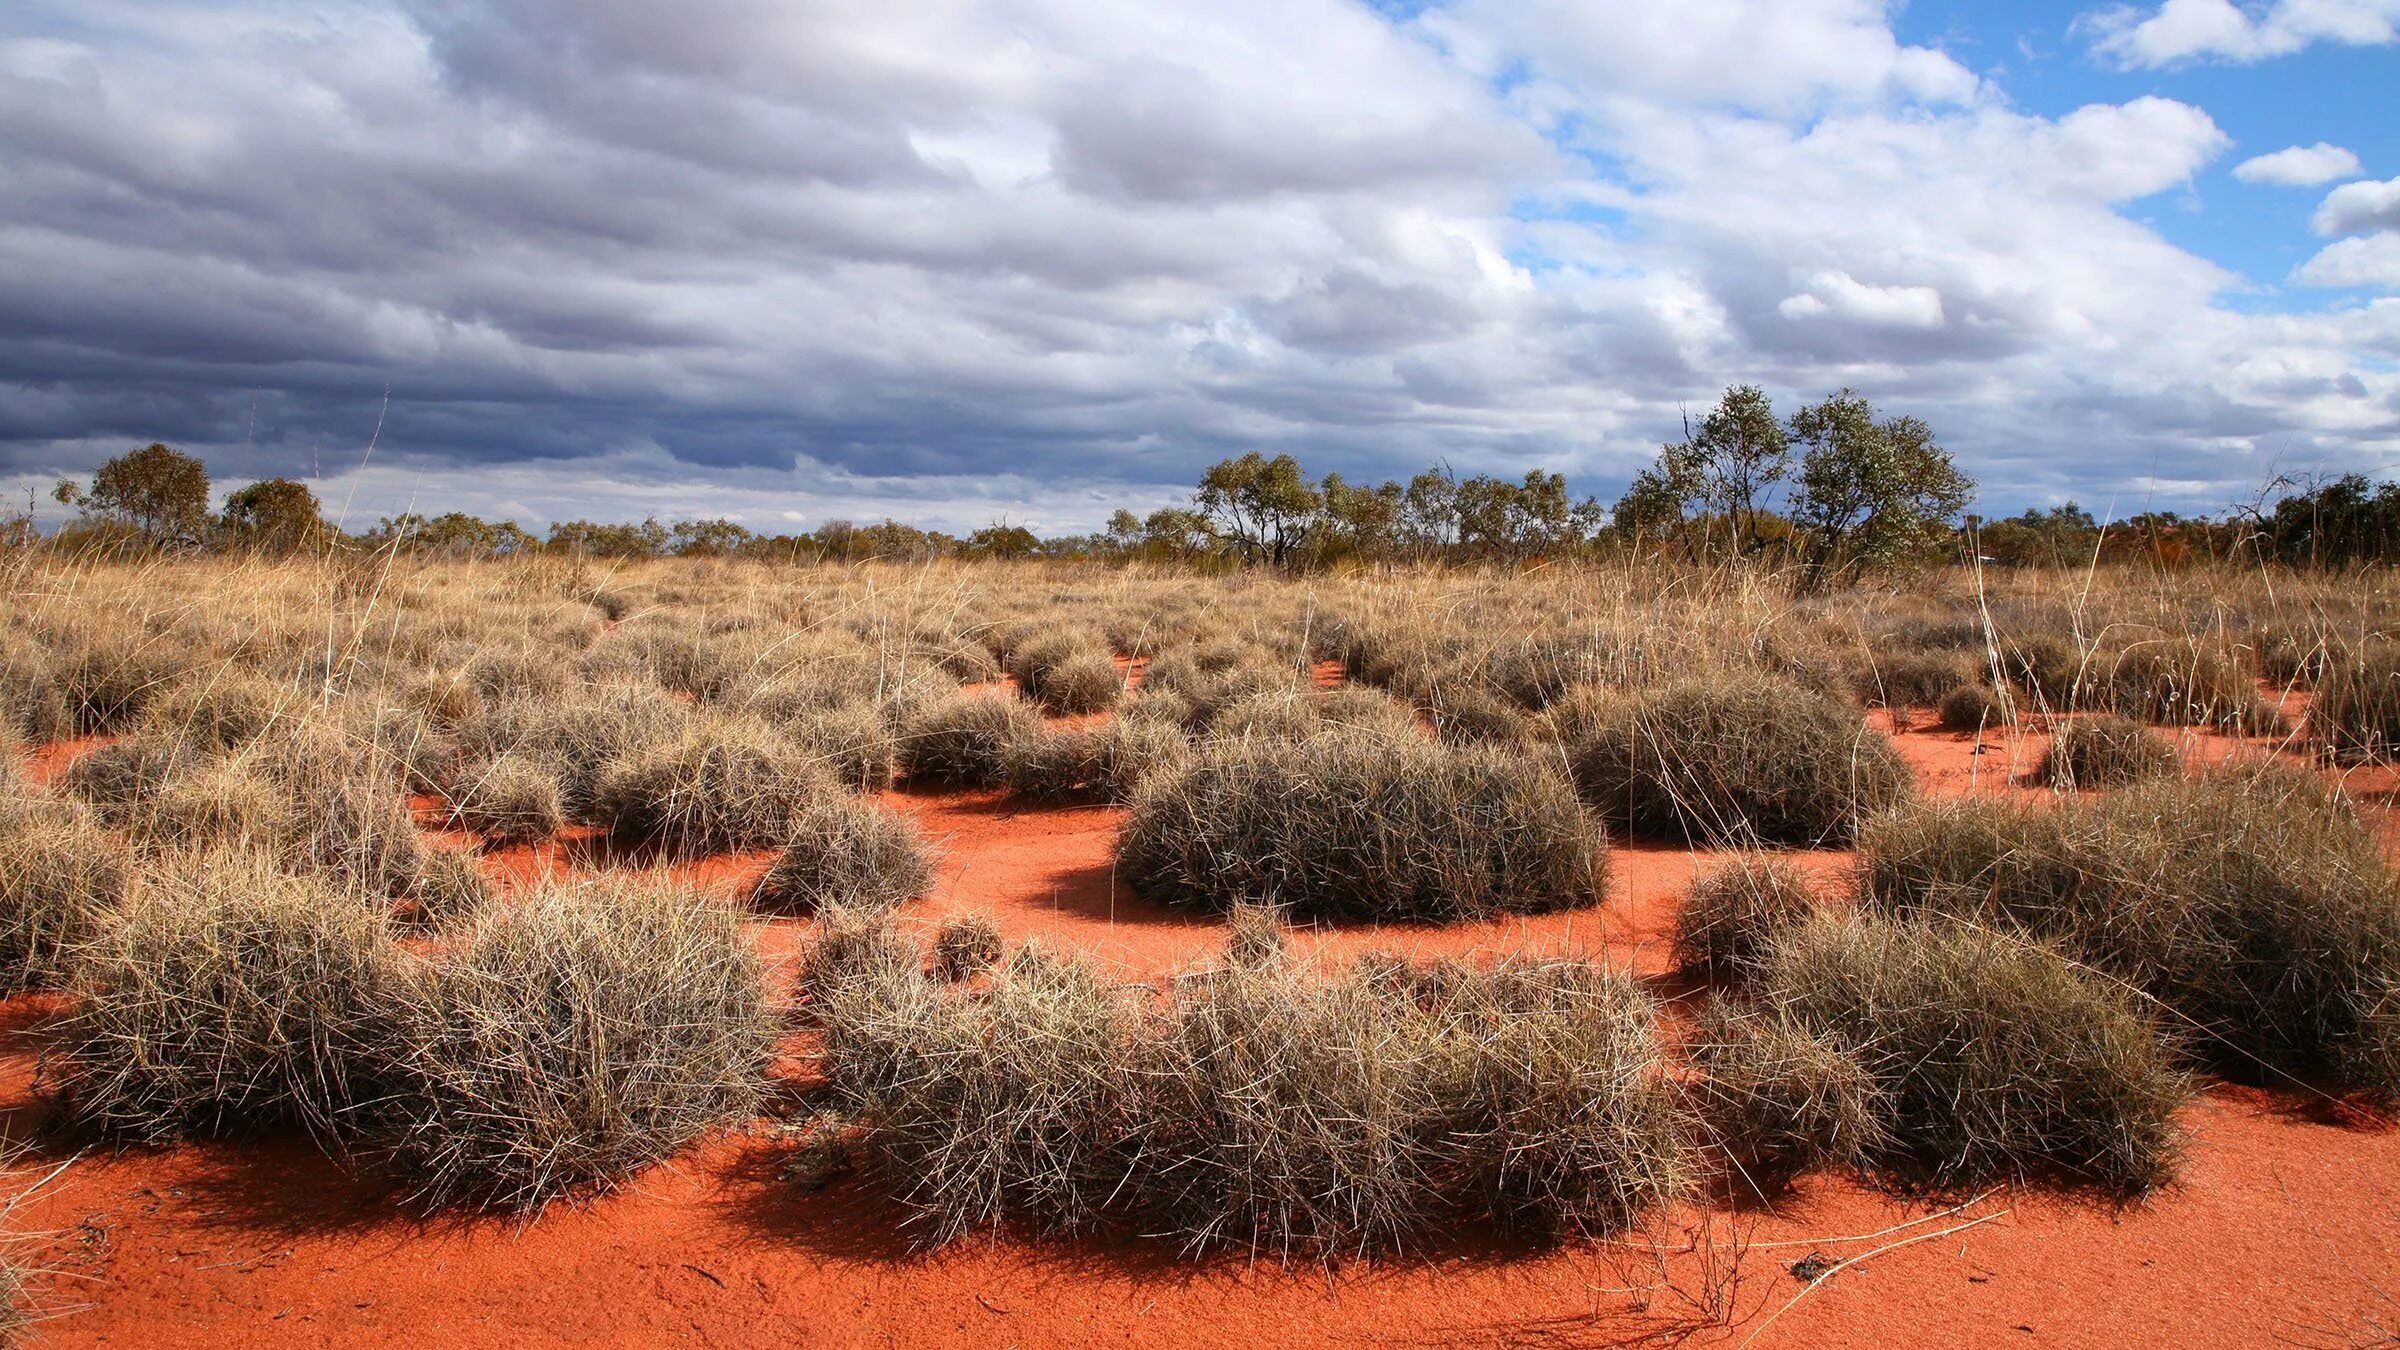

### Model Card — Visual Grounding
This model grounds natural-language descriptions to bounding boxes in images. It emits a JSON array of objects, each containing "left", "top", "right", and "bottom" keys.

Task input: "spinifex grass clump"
[
  {"left": 1559, "top": 672, "right": 1912, "bottom": 846},
  {"left": 812, "top": 915, "right": 1688, "bottom": 1256},
  {"left": 1936, "top": 683, "right": 2005, "bottom": 732},
  {"left": 2040, "top": 714, "right": 2178, "bottom": 789},
  {"left": 446, "top": 753, "right": 566, "bottom": 844},
  {"left": 2314, "top": 642, "right": 2400, "bottom": 762},
  {"left": 0, "top": 795, "right": 128, "bottom": 992},
  {"left": 593, "top": 720, "right": 841, "bottom": 854},
  {"left": 1001, "top": 718, "right": 1188, "bottom": 803},
  {"left": 932, "top": 914, "right": 1004, "bottom": 981},
  {"left": 1673, "top": 855, "right": 1821, "bottom": 977},
  {"left": 50, "top": 849, "right": 408, "bottom": 1143},
  {"left": 898, "top": 694, "right": 1045, "bottom": 787},
  {"left": 386, "top": 878, "right": 775, "bottom": 1209},
  {"left": 1117, "top": 736, "right": 1605, "bottom": 922},
  {"left": 751, "top": 794, "right": 933, "bottom": 916},
  {"left": 1689, "top": 996, "right": 1887, "bottom": 1197},
  {"left": 1759, "top": 912, "right": 2187, "bottom": 1194},
  {"left": 1860, "top": 767, "right": 2400, "bottom": 1096}
]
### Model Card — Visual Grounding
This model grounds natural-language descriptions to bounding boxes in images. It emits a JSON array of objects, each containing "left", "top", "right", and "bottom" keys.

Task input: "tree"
[
  {"left": 1400, "top": 469, "right": 1460, "bottom": 557},
  {"left": 1787, "top": 390, "right": 1973, "bottom": 588},
  {"left": 84, "top": 443, "right": 210, "bottom": 544},
  {"left": 1614, "top": 386, "right": 1791, "bottom": 556},
  {"left": 1196, "top": 452, "right": 1320, "bottom": 566},
  {"left": 967, "top": 523, "right": 1040, "bottom": 559},
  {"left": 221, "top": 478, "right": 325, "bottom": 555},
  {"left": 1318, "top": 472, "right": 1404, "bottom": 562},
  {"left": 1104, "top": 509, "right": 1143, "bottom": 555},
  {"left": 670, "top": 518, "right": 753, "bottom": 557}
]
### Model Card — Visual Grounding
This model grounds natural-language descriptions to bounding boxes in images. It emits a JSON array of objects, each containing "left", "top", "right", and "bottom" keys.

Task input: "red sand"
[{"left": 4, "top": 715, "right": 2397, "bottom": 1346}]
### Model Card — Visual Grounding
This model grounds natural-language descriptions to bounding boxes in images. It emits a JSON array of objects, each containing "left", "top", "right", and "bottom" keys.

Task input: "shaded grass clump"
[
  {"left": 751, "top": 794, "right": 933, "bottom": 916},
  {"left": 897, "top": 694, "right": 1044, "bottom": 788},
  {"left": 2314, "top": 642, "right": 2400, "bottom": 762},
  {"left": 1689, "top": 997, "right": 1887, "bottom": 1197},
  {"left": 1001, "top": 718, "right": 1188, "bottom": 803},
  {"left": 592, "top": 721, "right": 841, "bottom": 855},
  {"left": 932, "top": 914, "right": 1004, "bottom": 981},
  {"left": 0, "top": 795, "right": 128, "bottom": 992},
  {"left": 1935, "top": 683, "right": 2004, "bottom": 733},
  {"left": 447, "top": 753, "right": 566, "bottom": 845},
  {"left": 1859, "top": 768, "right": 2400, "bottom": 1096},
  {"left": 49, "top": 850, "right": 408, "bottom": 1144},
  {"left": 384, "top": 879, "right": 775, "bottom": 1209},
  {"left": 2040, "top": 714, "right": 2178, "bottom": 789},
  {"left": 1559, "top": 673, "right": 1912, "bottom": 846},
  {"left": 813, "top": 917, "right": 1689, "bottom": 1257},
  {"left": 1759, "top": 911, "right": 2186, "bottom": 1194},
  {"left": 1118, "top": 737, "right": 1605, "bottom": 922},
  {"left": 1672, "top": 855, "right": 1821, "bottom": 977}
]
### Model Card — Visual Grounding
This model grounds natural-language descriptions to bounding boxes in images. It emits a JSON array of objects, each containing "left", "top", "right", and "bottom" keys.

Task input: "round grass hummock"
[{"left": 1116, "top": 736, "right": 1606, "bottom": 922}]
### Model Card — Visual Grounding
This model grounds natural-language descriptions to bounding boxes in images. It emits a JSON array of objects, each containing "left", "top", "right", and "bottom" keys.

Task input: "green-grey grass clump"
[
  {"left": 1558, "top": 673, "right": 1912, "bottom": 846},
  {"left": 1117, "top": 735, "right": 1605, "bottom": 922},
  {"left": 2039, "top": 714, "right": 2178, "bottom": 789},
  {"left": 751, "top": 793, "right": 933, "bottom": 916},
  {"left": 383, "top": 878, "right": 776, "bottom": 1209},
  {"left": 1758, "top": 911, "right": 2187, "bottom": 1194}
]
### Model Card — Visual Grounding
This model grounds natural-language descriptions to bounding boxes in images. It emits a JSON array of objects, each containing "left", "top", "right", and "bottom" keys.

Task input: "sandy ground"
[{"left": 2, "top": 704, "right": 2396, "bottom": 1347}]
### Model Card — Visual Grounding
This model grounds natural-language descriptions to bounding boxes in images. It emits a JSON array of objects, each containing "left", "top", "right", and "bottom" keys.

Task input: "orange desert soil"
[{"left": 3, "top": 712, "right": 2395, "bottom": 1347}]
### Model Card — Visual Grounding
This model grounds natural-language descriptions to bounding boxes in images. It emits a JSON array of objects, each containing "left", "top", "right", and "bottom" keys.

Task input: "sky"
[{"left": 2, "top": 0, "right": 2398, "bottom": 536}]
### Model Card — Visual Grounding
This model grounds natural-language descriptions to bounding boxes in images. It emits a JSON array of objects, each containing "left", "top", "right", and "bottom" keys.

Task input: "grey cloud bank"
[{"left": 2, "top": 0, "right": 2396, "bottom": 535}]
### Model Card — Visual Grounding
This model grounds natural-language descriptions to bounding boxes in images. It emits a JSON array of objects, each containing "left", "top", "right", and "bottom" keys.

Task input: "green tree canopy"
[
  {"left": 1788, "top": 390, "right": 1973, "bottom": 587},
  {"left": 221, "top": 478, "right": 325, "bottom": 555},
  {"left": 85, "top": 442, "right": 210, "bottom": 544}
]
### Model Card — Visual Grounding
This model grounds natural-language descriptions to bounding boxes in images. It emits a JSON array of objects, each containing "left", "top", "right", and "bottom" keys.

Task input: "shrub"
[
  {"left": 1561, "top": 673, "right": 1912, "bottom": 846},
  {"left": 1760, "top": 912, "right": 2186, "bottom": 1194},
  {"left": 897, "top": 694, "right": 1044, "bottom": 787},
  {"left": 2040, "top": 715, "right": 2177, "bottom": 789},
  {"left": 1673, "top": 856, "right": 1820, "bottom": 977},
  {"left": 1860, "top": 769, "right": 2400, "bottom": 1096},
  {"left": 1118, "top": 737, "right": 1605, "bottom": 922},
  {"left": 592, "top": 721, "right": 840, "bottom": 854},
  {"left": 50, "top": 850, "right": 407, "bottom": 1143},
  {"left": 1690, "top": 997, "right": 1887, "bottom": 1197},
  {"left": 447, "top": 753, "right": 566, "bottom": 845},
  {"left": 2315, "top": 642, "right": 2400, "bottom": 762},
  {"left": 1935, "top": 683, "right": 2004, "bottom": 732},
  {"left": 1001, "top": 719, "right": 1188, "bottom": 803},
  {"left": 752, "top": 794, "right": 933, "bottom": 916},
  {"left": 0, "top": 796, "right": 127, "bottom": 992},
  {"left": 384, "top": 879, "right": 775, "bottom": 1209},
  {"left": 932, "top": 914, "right": 1004, "bottom": 981}
]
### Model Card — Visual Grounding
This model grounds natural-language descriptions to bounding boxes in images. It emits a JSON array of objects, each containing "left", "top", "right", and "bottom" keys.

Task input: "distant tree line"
[{"left": 14, "top": 408, "right": 2399, "bottom": 576}]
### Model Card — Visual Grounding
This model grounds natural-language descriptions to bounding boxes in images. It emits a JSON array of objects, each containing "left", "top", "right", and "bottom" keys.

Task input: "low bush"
[
  {"left": 50, "top": 850, "right": 407, "bottom": 1143},
  {"left": 1118, "top": 736, "right": 1605, "bottom": 922},
  {"left": 751, "top": 794, "right": 933, "bottom": 916},
  {"left": 1690, "top": 997, "right": 1886, "bottom": 1197},
  {"left": 1673, "top": 856, "right": 1821, "bottom": 977},
  {"left": 2040, "top": 714, "right": 2177, "bottom": 789},
  {"left": 384, "top": 879, "right": 775, "bottom": 1209},
  {"left": 0, "top": 796, "right": 128, "bottom": 992},
  {"left": 1860, "top": 769, "right": 2400, "bottom": 1096},
  {"left": 897, "top": 694, "right": 1046, "bottom": 787},
  {"left": 592, "top": 721, "right": 840, "bottom": 854},
  {"left": 1560, "top": 673, "right": 1912, "bottom": 846},
  {"left": 1760, "top": 911, "right": 2186, "bottom": 1194},
  {"left": 2314, "top": 642, "right": 2400, "bottom": 762}
]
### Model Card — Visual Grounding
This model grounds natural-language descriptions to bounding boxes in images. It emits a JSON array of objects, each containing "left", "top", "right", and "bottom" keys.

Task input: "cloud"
[
  {"left": 2315, "top": 176, "right": 2400, "bottom": 235},
  {"left": 0, "top": 0, "right": 2393, "bottom": 532},
  {"left": 2081, "top": 0, "right": 2400, "bottom": 68},
  {"left": 2296, "top": 232, "right": 2400, "bottom": 288},
  {"left": 2233, "top": 142, "right": 2364, "bottom": 187}
]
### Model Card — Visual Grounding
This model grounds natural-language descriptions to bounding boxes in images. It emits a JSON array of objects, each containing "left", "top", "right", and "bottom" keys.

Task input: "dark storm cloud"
[{"left": 0, "top": 0, "right": 2392, "bottom": 533}]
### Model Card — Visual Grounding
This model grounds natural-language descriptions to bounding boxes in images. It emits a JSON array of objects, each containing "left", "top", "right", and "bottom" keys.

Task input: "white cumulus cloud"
[{"left": 2234, "top": 142, "right": 2363, "bottom": 187}]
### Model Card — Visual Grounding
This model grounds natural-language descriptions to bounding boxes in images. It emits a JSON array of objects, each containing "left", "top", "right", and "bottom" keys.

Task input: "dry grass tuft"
[
  {"left": 897, "top": 694, "right": 1045, "bottom": 787},
  {"left": 1673, "top": 855, "right": 1821, "bottom": 977},
  {"left": 1690, "top": 996, "right": 1887, "bottom": 1197},
  {"left": 50, "top": 849, "right": 407, "bottom": 1144},
  {"left": 751, "top": 795, "right": 933, "bottom": 916},
  {"left": 447, "top": 753, "right": 566, "bottom": 844},
  {"left": 383, "top": 878, "right": 775, "bottom": 1209},
  {"left": 1118, "top": 736, "right": 1605, "bottom": 922},
  {"left": 592, "top": 720, "right": 840, "bottom": 855},
  {"left": 1935, "top": 682, "right": 2005, "bottom": 732},
  {"left": 1560, "top": 673, "right": 1912, "bottom": 846},
  {"left": 1760, "top": 911, "right": 2186, "bottom": 1194},
  {"left": 932, "top": 914, "right": 1004, "bottom": 981},
  {"left": 2039, "top": 714, "right": 2178, "bottom": 789},
  {"left": 1861, "top": 767, "right": 2400, "bottom": 1097},
  {"left": 0, "top": 795, "right": 128, "bottom": 992},
  {"left": 2314, "top": 642, "right": 2400, "bottom": 762},
  {"left": 1001, "top": 718, "right": 1188, "bottom": 802}
]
